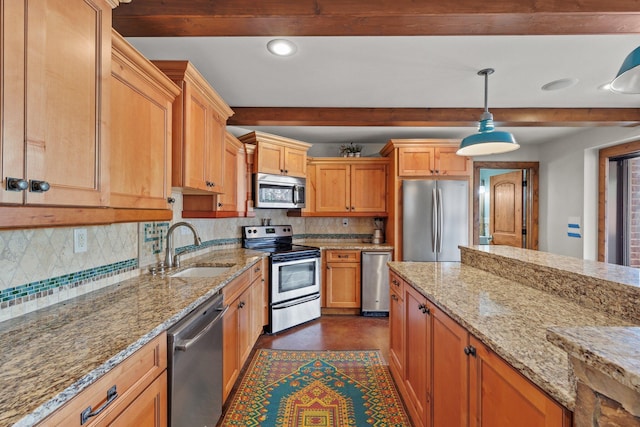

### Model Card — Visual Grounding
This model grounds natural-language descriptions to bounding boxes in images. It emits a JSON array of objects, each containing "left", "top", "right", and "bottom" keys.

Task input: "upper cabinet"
[
  {"left": 239, "top": 131, "right": 311, "bottom": 178},
  {"left": 382, "top": 140, "right": 472, "bottom": 177},
  {"left": 110, "top": 30, "right": 180, "bottom": 210},
  {"left": 1, "top": 0, "right": 114, "bottom": 207},
  {"left": 152, "top": 60, "right": 234, "bottom": 194},
  {"left": 303, "top": 157, "right": 388, "bottom": 217}
]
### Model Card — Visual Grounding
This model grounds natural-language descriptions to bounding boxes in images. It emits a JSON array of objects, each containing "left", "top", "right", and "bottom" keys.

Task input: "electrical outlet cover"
[{"left": 74, "top": 228, "right": 88, "bottom": 253}]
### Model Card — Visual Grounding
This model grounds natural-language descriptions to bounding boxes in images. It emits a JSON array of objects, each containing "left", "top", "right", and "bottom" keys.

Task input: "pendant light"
[
  {"left": 610, "top": 46, "right": 640, "bottom": 94},
  {"left": 457, "top": 68, "right": 519, "bottom": 156}
]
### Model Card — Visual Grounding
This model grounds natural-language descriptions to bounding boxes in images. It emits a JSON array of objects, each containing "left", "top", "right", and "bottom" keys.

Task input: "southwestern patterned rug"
[{"left": 221, "top": 349, "right": 411, "bottom": 427}]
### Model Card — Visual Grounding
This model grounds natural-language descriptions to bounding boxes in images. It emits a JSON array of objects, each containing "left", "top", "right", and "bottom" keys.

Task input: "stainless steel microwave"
[{"left": 254, "top": 173, "right": 306, "bottom": 209}]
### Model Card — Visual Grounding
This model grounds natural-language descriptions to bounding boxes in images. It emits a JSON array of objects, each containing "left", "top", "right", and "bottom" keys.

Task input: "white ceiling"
[{"left": 128, "top": 35, "right": 640, "bottom": 147}]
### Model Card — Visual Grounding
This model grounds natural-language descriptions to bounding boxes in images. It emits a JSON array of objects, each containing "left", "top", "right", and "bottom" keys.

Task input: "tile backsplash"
[{"left": 0, "top": 190, "right": 380, "bottom": 322}]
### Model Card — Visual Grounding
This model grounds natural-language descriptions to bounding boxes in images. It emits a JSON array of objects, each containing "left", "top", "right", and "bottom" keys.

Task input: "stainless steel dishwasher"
[
  {"left": 361, "top": 251, "right": 392, "bottom": 316},
  {"left": 167, "top": 292, "right": 227, "bottom": 427}
]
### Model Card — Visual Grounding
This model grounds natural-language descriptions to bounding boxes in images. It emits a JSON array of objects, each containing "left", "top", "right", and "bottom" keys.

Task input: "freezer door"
[
  {"left": 403, "top": 180, "right": 437, "bottom": 261},
  {"left": 436, "top": 180, "right": 469, "bottom": 261}
]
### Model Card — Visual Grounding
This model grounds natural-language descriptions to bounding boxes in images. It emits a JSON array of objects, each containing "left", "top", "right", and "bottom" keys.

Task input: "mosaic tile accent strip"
[
  {"left": 144, "top": 222, "right": 169, "bottom": 254},
  {"left": 0, "top": 259, "right": 138, "bottom": 308}
]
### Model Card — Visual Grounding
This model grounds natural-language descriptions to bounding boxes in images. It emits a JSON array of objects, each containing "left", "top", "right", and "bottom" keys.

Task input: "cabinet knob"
[
  {"left": 392, "top": 279, "right": 400, "bottom": 286},
  {"left": 391, "top": 294, "right": 398, "bottom": 301},
  {"left": 238, "top": 301, "right": 245, "bottom": 309},
  {"left": 351, "top": 206, "right": 355, "bottom": 211},
  {"left": 254, "top": 266, "right": 261, "bottom": 273},
  {"left": 464, "top": 345, "right": 477, "bottom": 357},
  {"left": 167, "top": 197, "right": 176, "bottom": 204},
  {"left": 346, "top": 206, "right": 349, "bottom": 211},
  {"left": 217, "top": 202, "right": 223, "bottom": 208},
  {"left": 284, "top": 169, "right": 288, "bottom": 174},
  {"left": 418, "top": 304, "right": 430, "bottom": 314},
  {"left": 280, "top": 169, "right": 284, "bottom": 173},
  {"left": 6, "top": 177, "right": 28, "bottom": 192},
  {"left": 30, "top": 180, "right": 50, "bottom": 193}
]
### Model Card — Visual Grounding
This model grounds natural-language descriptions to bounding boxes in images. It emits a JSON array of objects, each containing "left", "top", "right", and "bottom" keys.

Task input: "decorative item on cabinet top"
[{"left": 339, "top": 142, "right": 363, "bottom": 157}]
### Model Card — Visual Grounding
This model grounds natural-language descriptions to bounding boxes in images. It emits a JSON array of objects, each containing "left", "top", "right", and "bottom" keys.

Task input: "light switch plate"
[{"left": 74, "top": 228, "right": 88, "bottom": 253}]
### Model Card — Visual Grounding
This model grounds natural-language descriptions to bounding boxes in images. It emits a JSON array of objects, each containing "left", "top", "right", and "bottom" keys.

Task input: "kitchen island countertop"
[
  {"left": 388, "top": 259, "right": 636, "bottom": 411},
  {"left": 0, "top": 248, "right": 267, "bottom": 427}
]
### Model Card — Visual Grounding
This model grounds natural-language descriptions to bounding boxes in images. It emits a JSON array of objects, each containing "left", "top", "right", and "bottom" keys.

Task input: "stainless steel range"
[{"left": 242, "top": 225, "right": 321, "bottom": 333}]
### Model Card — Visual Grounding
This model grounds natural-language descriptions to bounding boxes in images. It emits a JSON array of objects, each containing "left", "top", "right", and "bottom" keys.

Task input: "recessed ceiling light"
[
  {"left": 267, "top": 39, "right": 297, "bottom": 57},
  {"left": 541, "top": 78, "right": 579, "bottom": 91}
]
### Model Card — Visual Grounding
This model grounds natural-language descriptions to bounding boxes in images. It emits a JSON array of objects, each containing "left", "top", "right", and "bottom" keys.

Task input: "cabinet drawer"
[
  {"left": 326, "top": 250, "right": 360, "bottom": 263},
  {"left": 389, "top": 271, "right": 404, "bottom": 296},
  {"left": 222, "top": 269, "right": 251, "bottom": 304},
  {"left": 249, "top": 259, "right": 265, "bottom": 284},
  {"left": 39, "top": 332, "right": 167, "bottom": 427}
]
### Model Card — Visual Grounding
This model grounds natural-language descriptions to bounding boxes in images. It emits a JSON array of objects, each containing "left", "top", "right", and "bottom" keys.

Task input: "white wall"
[{"left": 537, "top": 127, "right": 640, "bottom": 259}]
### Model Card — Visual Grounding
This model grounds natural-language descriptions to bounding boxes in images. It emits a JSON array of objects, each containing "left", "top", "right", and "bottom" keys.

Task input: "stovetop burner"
[{"left": 242, "top": 225, "right": 319, "bottom": 258}]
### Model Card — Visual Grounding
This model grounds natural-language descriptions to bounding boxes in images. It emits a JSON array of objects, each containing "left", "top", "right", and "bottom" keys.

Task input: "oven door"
[{"left": 271, "top": 256, "right": 320, "bottom": 304}]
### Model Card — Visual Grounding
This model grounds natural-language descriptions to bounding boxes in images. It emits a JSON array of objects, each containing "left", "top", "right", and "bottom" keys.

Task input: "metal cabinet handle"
[
  {"left": 30, "top": 180, "right": 50, "bottom": 193},
  {"left": 80, "top": 385, "right": 118, "bottom": 425},
  {"left": 418, "top": 303, "right": 430, "bottom": 314},
  {"left": 6, "top": 177, "right": 28, "bottom": 192},
  {"left": 167, "top": 197, "right": 176, "bottom": 204},
  {"left": 464, "top": 345, "right": 477, "bottom": 357},
  {"left": 217, "top": 202, "right": 223, "bottom": 208},
  {"left": 392, "top": 278, "right": 400, "bottom": 287},
  {"left": 238, "top": 301, "right": 246, "bottom": 309},
  {"left": 391, "top": 294, "right": 398, "bottom": 301},
  {"left": 254, "top": 266, "right": 261, "bottom": 273}
]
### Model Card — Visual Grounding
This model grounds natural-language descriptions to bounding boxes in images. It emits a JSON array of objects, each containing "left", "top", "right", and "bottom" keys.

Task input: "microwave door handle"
[{"left": 293, "top": 185, "right": 300, "bottom": 204}]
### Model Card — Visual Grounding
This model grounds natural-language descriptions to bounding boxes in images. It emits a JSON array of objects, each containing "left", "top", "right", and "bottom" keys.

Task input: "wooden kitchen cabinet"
[
  {"left": 310, "top": 158, "right": 388, "bottom": 216},
  {"left": 110, "top": 30, "right": 180, "bottom": 210},
  {"left": 1, "top": 0, "right": 112, "bottom": 207},
  {"left": 38, "top": 332, "right": 168, "bottom": 427},
  {"left": 395, "top": 143, "right": 471, "bottom": 177},
  {"left": 222, "top": 261, "right": 265, "bottom": 401},
  {"left": 324, "top": 250, "right": 361, "bottom": 309},
  {"left": 389, "top": 273, "right": 572, "bottom": 427},
  {"left": 183, "top": 131, "right": 249, "bottom": 218},
  {"left": 239, "top": 131, "right": 311, "bottom": 178},
  {"left": 153, "top": 60, "right": 233, "bottom": 194}
]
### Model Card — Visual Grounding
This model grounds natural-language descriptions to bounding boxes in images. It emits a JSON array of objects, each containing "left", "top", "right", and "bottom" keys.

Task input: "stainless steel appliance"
[
  {"left": 403, "top": 180, "right": 469, "bottom": 261},
  {"left": 167, "top": 292, "right": 227, "bottom": 427},
  {"left": 254, "top": 173, "right": 306, "bottom": 209},
  {"left": 361, "top": 251, "right": 392, "bottom": 316},
  {"left": 242, "top": 225, "right": 320, "bottom": 333}
]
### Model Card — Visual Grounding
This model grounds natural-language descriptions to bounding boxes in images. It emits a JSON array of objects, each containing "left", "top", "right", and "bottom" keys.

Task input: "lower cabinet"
[
  {"left": 222, "top": 261, "right": 265, "bottom": 402},
  {"left": 323, "top": 250, "right": 361, "bottom": 308},
  {"left": 389, "top": 271, "right": 571, "bottom": 427},
  {"left": 38, "top": 333, "right": 168, "bottom": 427}
]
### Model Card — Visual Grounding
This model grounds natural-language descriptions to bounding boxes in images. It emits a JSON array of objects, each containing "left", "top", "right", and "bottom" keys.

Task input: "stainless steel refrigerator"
[{"left": 403, "top": 180, "right": 469, "bottom": 261}]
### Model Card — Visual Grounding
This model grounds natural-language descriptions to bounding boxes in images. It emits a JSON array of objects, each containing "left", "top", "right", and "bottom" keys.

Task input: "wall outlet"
[
  {"left": 342, "top": 218, "right": 349, "bottom": 227},
  {"left": 74, "top": 228, "right": 88, "bottom": 253}
]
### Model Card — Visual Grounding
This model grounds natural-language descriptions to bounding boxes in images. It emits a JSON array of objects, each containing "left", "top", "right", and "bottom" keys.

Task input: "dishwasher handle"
[{"left": 175, "top": 305, "right": 228, "bottom": 352}]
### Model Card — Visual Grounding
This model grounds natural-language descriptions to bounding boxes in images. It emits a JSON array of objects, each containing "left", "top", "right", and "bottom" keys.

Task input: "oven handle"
[{"left": 272, "top": 293, "right": 320, "bottom": 310}]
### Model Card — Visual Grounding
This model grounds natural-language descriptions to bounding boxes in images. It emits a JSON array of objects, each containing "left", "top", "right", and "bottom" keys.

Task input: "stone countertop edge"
[
  {"left": 3, "top": 248, "right": 268, "bottom": 427},
  {"left": 386, "top": 260, "right": 635, "bottom": 411},
  {"left": 302, "top": 241, "right": 394, "bottom": 251},
  {"left": 546, "top": 326, "right": 640, "bottom": 395}
]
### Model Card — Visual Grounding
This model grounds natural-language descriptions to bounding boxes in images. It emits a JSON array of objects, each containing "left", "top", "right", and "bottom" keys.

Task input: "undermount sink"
[{"left": 170, "top": 266, "right": 233, "bottom": 278}]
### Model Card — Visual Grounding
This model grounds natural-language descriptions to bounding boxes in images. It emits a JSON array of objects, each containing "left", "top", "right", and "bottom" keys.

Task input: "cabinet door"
[
  {"left": 110, "top": 33, "right": 175, "bottom": 209},
  {"left": 250, "top": 276, "right": 265, "bottom": 342},
  {"left": 206, "top": 110, "right": 225, "bottom": 193},
  {"left": 237, "top": 287, "right": 253, "bottom": 368},
  {"left": 350, "top": 163, "right": 387, "bottom": 213},
  {"left": 256, "top": 141, "right": 284, "bottom": 175},
  {"left": 0, "top": 1, "right": 25, "bottom": 204},
  {"left": 436, "top": 146, "right": 471, "bottom": 176},
  {"left": 24, "top": 0, "right": 110, "bottom": 206},
  {"left": 325, "top": 262, "right": 361, "bottom": 308},
  {"left": 182, "top": 82, "right": 209, "bottom": 191},
  {"left": 432, "top": 307, "right": 469, "bottom": 427},
  {"left": 283, "top": 146, "right": 307, "bottom": 177},
  {"left": 469, "top": 336, "right": 566, "bottom": 427},
  {"left": 404, "top": 285, "right": 431, "bottom": 427},
  {"left": 106, "top": 371, "right": 167, "bottom": 427},
  {"left": 222, "top": 301, "right": 240, "bottom": 402},
  {"left": 388, "top": 274, "right": 404, "bottom": 381},
  {"left": 217, "top": 134, "right": 239, "bottom": 211},
  {"left": 398, "top": 147, "right": 435, "bottom": 176},
  {"left": 315, "top": 163, "right": 350, "bottom": 213}
]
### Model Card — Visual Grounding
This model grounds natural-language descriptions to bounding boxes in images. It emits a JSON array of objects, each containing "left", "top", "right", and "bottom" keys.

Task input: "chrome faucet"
[{"left": 164, "top": 222, "right": 202, "bottom": 268}]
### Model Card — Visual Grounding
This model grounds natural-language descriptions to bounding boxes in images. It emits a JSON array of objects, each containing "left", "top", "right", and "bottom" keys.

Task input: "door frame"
[
  {"left": 597, "top": 139, "right": 640, "bottom": 262},
  {"left": 472, "top": 162, "right": 539, "bottom": 249}
]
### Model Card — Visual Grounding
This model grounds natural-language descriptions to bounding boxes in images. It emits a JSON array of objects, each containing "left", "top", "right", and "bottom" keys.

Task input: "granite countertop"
[
  {"left": 388, "top": 261, "right": 634, "bottom": 411},
  {"left": 0, "top": 248, "right": 267, "bottom": 427}
]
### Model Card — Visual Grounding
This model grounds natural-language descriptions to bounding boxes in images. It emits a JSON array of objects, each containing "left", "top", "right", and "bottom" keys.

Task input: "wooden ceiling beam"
[
  {"left": 113, "top": 0, "right": 640, "bottom": 36},
  {"left": 227, "top": 107, "right": 640, "bottom": 127}
]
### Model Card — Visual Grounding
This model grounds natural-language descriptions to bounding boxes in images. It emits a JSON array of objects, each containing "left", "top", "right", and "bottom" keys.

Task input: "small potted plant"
[{"left": 339, "top": 143, "right": 363, "bottom": 157}]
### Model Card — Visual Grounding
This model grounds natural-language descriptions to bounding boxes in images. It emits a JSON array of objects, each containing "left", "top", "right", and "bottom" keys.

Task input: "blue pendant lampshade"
[
  {"left": 610, "top": 46, "right": 640, "bottom": 94},
  {"left": 457, "top": 68, "right": 520, "bottom": 156}
]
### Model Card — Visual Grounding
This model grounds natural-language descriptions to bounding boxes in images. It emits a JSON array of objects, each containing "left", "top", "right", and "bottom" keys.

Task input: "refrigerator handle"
[
  {"left": 437, "top": 188, "right": 444, "bottom": 253},
  {"left": 432, "top": 188, "right": 438, "bottom": 252}
]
